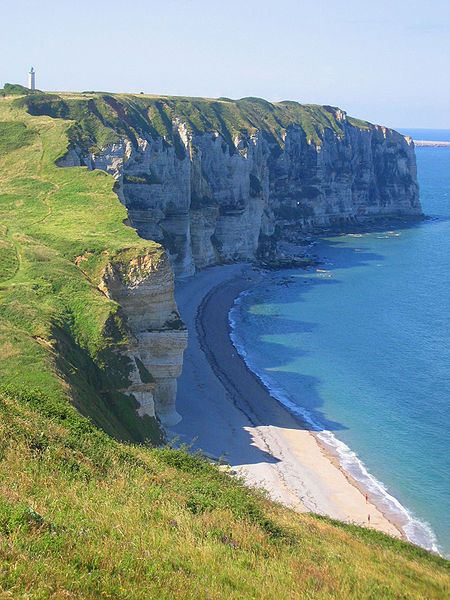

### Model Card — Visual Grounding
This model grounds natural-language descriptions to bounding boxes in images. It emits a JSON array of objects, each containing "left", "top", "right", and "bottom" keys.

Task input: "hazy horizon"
[{"left": 1, "top": 0, "right": 448, "bottom": 129}]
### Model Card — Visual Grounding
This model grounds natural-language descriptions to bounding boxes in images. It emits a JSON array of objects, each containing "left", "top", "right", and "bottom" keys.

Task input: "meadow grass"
[{"left": 0, "top": 386, "right": 448, "bottom": 599}]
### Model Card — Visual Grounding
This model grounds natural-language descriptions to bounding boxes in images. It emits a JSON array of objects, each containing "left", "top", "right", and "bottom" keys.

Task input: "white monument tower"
[{"left": 28, "top": 67, "right": 35, "bottom": 90}]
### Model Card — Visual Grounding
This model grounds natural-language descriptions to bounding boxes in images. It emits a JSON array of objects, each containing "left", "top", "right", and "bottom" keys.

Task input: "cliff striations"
[
  {"left": 37, "top": 94, "right": 423, "bottom": 278},
  {"left": 98, "top": 250, "right": 187, "bottom": 426}
]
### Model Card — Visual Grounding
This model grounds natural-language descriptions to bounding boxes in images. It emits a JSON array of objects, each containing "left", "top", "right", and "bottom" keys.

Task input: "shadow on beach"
[{"left": 170, "top": 241, "right": 383, "bottom": 468}]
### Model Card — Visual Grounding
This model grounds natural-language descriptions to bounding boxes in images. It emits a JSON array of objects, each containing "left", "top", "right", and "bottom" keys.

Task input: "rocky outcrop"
[
  {"left": 59, "top": 102, "right": 420, "bottom": 278},
  {"left": 98, "top": 250, "right": 187, "bottom": 426}
]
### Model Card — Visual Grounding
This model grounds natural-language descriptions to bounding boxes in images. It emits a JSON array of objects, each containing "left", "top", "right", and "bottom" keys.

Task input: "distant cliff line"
[
  {"left": 1, "top": 85, "right": 423, "bottom": 436},
  {"left": 413, "top": 140, "right": 450, "bottom": 147},
  {"left": 16, "top": 91, "right": 423, "bottom": 278}
]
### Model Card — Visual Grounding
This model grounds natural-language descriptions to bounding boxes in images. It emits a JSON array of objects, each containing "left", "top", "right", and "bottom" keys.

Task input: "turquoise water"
[{"left": 230, "top": 135, "right": 450, "bottom": 556}]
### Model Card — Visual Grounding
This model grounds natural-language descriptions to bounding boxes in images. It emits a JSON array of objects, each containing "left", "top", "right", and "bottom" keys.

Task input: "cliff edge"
[
  {"left": 17, "top": 92, "right": 421, "bottom": 277},
  {"left": 0, "top": 92, "right": 186, "bottom": 436}
]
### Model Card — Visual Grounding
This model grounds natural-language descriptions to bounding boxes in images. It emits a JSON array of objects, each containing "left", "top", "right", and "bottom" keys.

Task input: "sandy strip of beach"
[{"left": 170, "top": 264, "right": 403, "bottom": 538}]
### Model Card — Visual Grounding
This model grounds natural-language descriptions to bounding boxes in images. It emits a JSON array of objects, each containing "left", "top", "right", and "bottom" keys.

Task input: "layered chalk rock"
[
  {"left": 47, "top": 94, "right": 422, "bottom": 429},
  {"left": 99, "top": 250, "right": 188, "bottom": 426},
  {"left": 61, "top": 102, "right": 420, "bottom": 278}
]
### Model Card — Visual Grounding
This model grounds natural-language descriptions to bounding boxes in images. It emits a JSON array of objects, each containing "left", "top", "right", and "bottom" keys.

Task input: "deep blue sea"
[{"left": 230, "top": 129, "right": 450, "bottom": 556}]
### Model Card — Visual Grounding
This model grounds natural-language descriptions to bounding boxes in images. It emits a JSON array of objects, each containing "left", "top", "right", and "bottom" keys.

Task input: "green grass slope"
[
  {"left": 0, "top": 94, "right": 163, "bottom": 444},
  {"left": 0, "top": 386, "right": 448, "bottom": 599},
  {"left": 0, "top": 89, "right": 448, "bottom": 598}
]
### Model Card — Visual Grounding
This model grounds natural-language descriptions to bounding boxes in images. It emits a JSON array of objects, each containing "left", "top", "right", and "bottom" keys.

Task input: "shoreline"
[{"left": 171, "top": 264, "right": 405, "bottom": 540}]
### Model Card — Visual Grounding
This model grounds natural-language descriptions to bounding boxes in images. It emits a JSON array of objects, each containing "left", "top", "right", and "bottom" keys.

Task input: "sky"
[{"left": 1, "top": 0, "right": 449, "bottom": 128}]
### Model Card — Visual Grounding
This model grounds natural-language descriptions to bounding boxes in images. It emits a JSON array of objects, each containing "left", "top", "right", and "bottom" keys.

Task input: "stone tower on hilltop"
[{"left": 28, "top": 67, "right": 35, "bottom": 90}]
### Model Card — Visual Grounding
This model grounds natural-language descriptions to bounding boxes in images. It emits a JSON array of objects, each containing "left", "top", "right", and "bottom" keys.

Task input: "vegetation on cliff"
[
  {"left": 13, "top": 88, "right": 372, "bottom": 155},
  {"left": 0, "top": 93, "right": 164, "bottom": 443},
  {"left": 0, "top": 88, "right": 448, "bottom": 598}
]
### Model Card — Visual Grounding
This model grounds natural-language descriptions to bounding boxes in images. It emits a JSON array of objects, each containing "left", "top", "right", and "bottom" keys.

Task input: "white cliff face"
[
  {"left": 55, "top": 101, "right": 421, "bottom": 430},
  {"left": 268, "top": 123, "right": 420, "bottom": 228},
  {"left": 67, "top": 112, "right": 420, "bottom": 278},
  {"left": 99, "top": 251, "right": 188, "bottom": 427}
]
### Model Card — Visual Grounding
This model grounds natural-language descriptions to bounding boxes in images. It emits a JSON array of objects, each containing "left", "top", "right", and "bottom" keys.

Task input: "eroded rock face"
[
  {"left": 57, "top": 103, "right": 421, "bottom": 430},
  {"left": 66, "top": 111, "right": 420, "bottom": 278},
  {"left": 99, "top": 251, "right": 188, "bottom": 426}
]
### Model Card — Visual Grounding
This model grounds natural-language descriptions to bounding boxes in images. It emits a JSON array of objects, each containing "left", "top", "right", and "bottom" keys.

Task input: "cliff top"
[{"left": 7, "top": 87, "right": 373, "bottom": 154}]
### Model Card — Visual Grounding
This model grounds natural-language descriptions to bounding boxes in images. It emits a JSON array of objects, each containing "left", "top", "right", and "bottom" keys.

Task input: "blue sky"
[{"left": 1, "top": 0, "right": 449, "bottom": 128}]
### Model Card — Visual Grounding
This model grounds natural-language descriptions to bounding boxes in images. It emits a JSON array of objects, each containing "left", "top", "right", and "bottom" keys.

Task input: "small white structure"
[{"left": 28, "top": 67, "right": 35, "bottom": 90}]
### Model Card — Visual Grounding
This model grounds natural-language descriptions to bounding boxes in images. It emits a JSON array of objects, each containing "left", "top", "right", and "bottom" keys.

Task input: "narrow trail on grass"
[
  {"left": 0, "top": 137, "right": 58, "bottom": 288},
  {"left": 29, "top": 135, "right": 60, "bottom": 227},
  {"left": 0, "top": 226, "right": 20, "bottom": 284}
]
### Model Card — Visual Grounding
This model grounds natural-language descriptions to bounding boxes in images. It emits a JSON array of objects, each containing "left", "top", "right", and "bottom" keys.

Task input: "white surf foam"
[{"left": 229, "top": 292, "right": 441, "bottom": 556}]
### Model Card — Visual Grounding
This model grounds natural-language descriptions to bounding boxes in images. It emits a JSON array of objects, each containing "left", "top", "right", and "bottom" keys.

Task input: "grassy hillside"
[
  {"left": 13, "top": 89, "right": 371, "bottom": 157},
  {"left": 0, "top": 386, "right": 448, "bottom": 599},
  {"left": 0, "top": 93, "right": 163, "bottom": 444},
  {"left": 0, "top": 89, "right": 448, "bottom": 598}
]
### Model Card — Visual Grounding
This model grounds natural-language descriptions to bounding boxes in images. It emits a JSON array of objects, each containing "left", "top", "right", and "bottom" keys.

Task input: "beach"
[{"left": 170, "top": 264, "right": 403, "bottom": 539}]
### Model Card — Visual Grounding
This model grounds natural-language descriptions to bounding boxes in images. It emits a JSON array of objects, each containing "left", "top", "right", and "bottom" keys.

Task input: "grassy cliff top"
[
  {"left": 10, "top": 88, "right": 372, "bottom": 154},
  {"left": 0, "top": 93, "right": 164, "bottom": 443}
]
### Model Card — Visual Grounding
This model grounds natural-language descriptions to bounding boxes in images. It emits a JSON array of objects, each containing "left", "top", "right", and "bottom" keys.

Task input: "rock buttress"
[{"left": 99, "top": 249, "right": 188, "bottom": 426}]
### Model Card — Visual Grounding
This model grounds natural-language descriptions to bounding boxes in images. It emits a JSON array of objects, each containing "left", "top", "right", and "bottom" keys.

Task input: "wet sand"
[{"left": 170, "top": 264, "right": 403, "bottom": 538}]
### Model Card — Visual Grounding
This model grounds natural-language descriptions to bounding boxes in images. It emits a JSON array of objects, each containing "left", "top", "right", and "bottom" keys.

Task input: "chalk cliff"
[
  {"left": 97, "top": 249, "right": 187, "bottom": 426},
  {"left": 20, "top": 92, "right": 420, "bottom": 426},
  {"left": 54, "top": 96, "right": 421, "bottom": 278}
]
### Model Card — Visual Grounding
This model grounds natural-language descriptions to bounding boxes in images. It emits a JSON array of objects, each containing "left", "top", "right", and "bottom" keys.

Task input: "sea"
[{"left": 229, "top": 128, "right": 450, "bottom": 557}]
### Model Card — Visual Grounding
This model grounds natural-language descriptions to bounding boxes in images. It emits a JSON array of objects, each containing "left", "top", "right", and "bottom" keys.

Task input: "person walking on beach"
[{"left": 368, "top": 514, "right": 371, "bottom": 525}]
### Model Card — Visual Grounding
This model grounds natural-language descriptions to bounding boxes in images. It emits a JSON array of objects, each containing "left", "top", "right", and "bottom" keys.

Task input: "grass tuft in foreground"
[{"left": 0, "top": 386, "right": 448, "bottom": 599}]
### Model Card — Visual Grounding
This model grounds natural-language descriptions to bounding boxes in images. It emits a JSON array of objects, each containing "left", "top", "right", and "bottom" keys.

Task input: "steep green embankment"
[
  {"left": 0, "top": 92, "right": 163, "bottom": 443},
  {"left": 0, "top": 386, "right": 448, "bottom": 599},
  {"left": 0, "top": 89, "right": 448, "bottom": 598}
]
